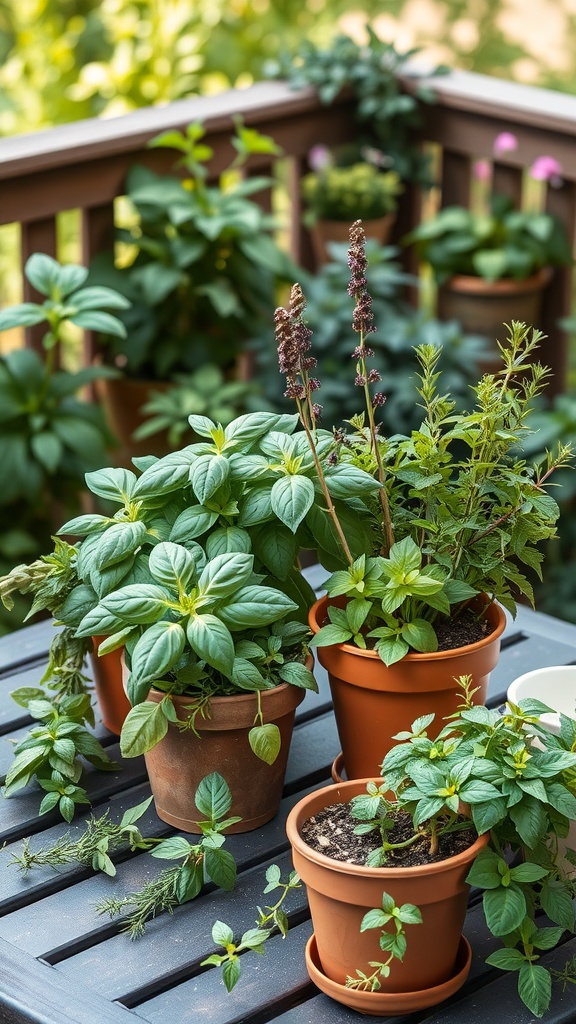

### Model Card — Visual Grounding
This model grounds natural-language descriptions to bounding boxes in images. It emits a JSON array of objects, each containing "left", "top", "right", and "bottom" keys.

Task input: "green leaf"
[
  {"left": 169, "top": 505, "right": 218, "bottom": 542},
  {"left": 483, "top": 885, "right": 526, "bottom": 936},
  {"left": 151, "top": 836, "right": 193, "bottom": 860},
  {"left": 485, "top": 948, "right": 525, "bottom": 971},
  {"left": 120, "top": 701, "right": 169, "bottom": 757},
  {"left": 204, "top": 847, "right": 237, "bottom": 890},
  {"left": 270, "top": 475, "right": 314, "bottom": 533},
  {"left": 120, "top": 795, "right": 154, "bottom": 828},
  {"left": 70, "top": 310, "right": 127, "bottom": 338},
  {"left": 509, "top": 863, "right": 549, "bottom": 883},
  {"left": 130, "top": 622, "right": 186, "bottom": 696},
  {"left": 195, "top": 771, "right": 233, "bottom": 821},
  {"left": 186, "top": 614, "right": 235, "bottom": 675},
  {"left": 249, "top": 723, "right": 281, "bottom": 764},
  {"left": 0, "top": 302, "right": 46, "bottom": 329},
  {"left": 278, "top": 660, "right": 317, "bottom": 691},
  {"left": 205, "top": 527, "right": 252, "bottom": 559},
  {"left": 198, "top": 552, "right": 253, "bottom": 600},
  {"left": 175, "top": 861, "right": 203, "bottom": 904},
  {"left": 467, "top": 849, "right": 505, "bottom": 889},
  {"left": 539, "top": 879, "right": 575, "bottom": 930},
  {"left": 509, "top": 796, "right": 547, "bottom": 848},
  {"left": 222, "top": 958, "right": 241, "bottom": 993},
  {"left": 30, "top": 431, "right": 63, "bottom": 473},
  {"left": 85, "top": 468, "right": 136, "bottom": 503},
  {"left": 218, "top": 585, "right": 298, "bottom": 629},
  {"left": 96, "top": 521, "right": 147, "bottom": 569},
  {"left": 148, "top": 541, "right": 197, "bottom": 590},
  {"left": 189, "top": 454, "right": 230, "bottom": 504},
  {"left": 518, "top": 962, "right": 551, "bottom": 1018},
  {"left": 212, "top": 920, "right": 234, "bottom": 947},
  {"left": 25, "top": 253, "right": 61, "bottom": 295}
]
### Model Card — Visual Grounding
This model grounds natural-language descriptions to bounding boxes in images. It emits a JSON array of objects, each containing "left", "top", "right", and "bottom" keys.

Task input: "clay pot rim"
[
  {"left": 286, "top": 777, "right": 489, "bottom": 879},
  {"left": 305, "top": 932, "right": 472, "bottom": 1013},
  {"left": 309, "top": 594, "right": 506, "bottom": 662},
  {"left": 148, "top": 679, "right": 299, "bottom": 709},
  {"left": 444, "top": 265, "right": 552, "bottom": 295}
]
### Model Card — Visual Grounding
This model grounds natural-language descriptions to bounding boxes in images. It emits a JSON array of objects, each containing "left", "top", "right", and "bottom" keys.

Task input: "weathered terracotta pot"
[
  {"left": 438, "top": 267, "right": 552, "bottom": 373},
  {"left": 309, "top": 594, "right": 506, "bottom": 779},
  {"left": 90, "top": 636, "right": 130, "bottom": 736},
  {"left": 310, "top": 213, "right": 395, "bottom": 265},
  {"left": 143, "top": 682, "right": 305, "bottom": 834},
  {"left": 95, "top": 374, "right": 171, "bottom": 465},
  {"left": 286, "top": 779, "right": 487, "bottom": 1014}
]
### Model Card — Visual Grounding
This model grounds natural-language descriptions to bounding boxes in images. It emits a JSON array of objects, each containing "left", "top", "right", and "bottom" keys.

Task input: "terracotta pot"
[
  {"left": 310, "top": 213, "right": 395, "bottom": 265},
  {"left": 309, "top": 594, "right": 506, "bottom": 779},
  {"left": 143, "top": 681, "right": 305, "bottom": 834},
  {"left": 286, "top": 779, "right": 488, "bottom": 1012},
  {"left": 90, "top": 636, "right": 130, "bottom": 736},
  {"left": 438, "top": 267, "right": 552, "bottom": 373},
  {"left": 95, "top": 374, "right": 171, "bottom": 465}
]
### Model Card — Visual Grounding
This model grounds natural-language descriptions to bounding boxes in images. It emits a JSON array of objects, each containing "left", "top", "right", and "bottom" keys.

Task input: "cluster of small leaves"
[
  {"left": 363, "top": 687, "right": 576, "bottom": 1017},
  {"left": 88, "top": 120, "right": 296, "bottom": 380},
  {"left": 3, "top": 691, "right": 116, "bottom": 822},
  {"left": 201, "top": 863, "right": 301, "bottom": 992},
  {"left": 406, "top": 195, "right": 573, "bottom": 284},
  {"left": 301, "top": 163, "right": 402, "bottom": 223},
  {"left": 346, "top": 892, "right": 422, "bottom": 991},
  {"left": 96, "top": 773, "right": 240, "bottom": 937},
  {"left": 11, "top": 795, "right": 155, "bottom": 876},
  {"left": 271, "top": 27, "right": 440, "bottom": 185}
]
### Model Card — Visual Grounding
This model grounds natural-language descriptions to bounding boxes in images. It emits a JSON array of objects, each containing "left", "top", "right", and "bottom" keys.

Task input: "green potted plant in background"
[
  {"left": 88, "top": 119, "right": 298, "bottom": 463},
  {"left": 301, "top": 146, "right": 403, "bottom": 263},
  {"left": 285, "top": 683, "right": 576, "bottom": 1018},
  {"left": 404, "top": 194, "right": 573, "bottom": 367},
  {"left": 270, "top": 221, "right": 571, "bottom": 780},
  {"left": 0, "top": 253, "right": 129, "bottom": 634}
]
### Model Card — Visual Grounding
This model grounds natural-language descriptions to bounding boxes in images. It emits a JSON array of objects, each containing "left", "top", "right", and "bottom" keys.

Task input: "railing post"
[
  {"left": 21, "top": 216, "right": 57, "bottom": 353},
  {"left": 541, "top": 180, "right": 576, "bottom": 394},
  {"left": 81, "top": 202, "right": 117, "bottom": 377}
]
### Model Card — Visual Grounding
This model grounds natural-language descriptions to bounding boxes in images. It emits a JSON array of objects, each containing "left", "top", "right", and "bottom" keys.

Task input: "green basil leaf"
[
  {"left": 189, "top": 453, "right": 230, "bottom": 503},
  {"left": 197, "top": 552, "right": 253, "bottom": 600},
  {"left": 249, "top": 723, "right": 281, "bottom": 764},
  {"left": 270, "top": 474, "right": 314, "bottom": 533},
  {"left": 120, "top": 700, "right": 169, "bottom": 757},
  {"left": 148, "top": 541, "right": 197, "bottom": 589},
  {"left": 186, "top": 614, "right": 235, "bottom": 675},
  {"left": 130, "top": 621, "right": 186, "bottom": 694},
  {"left": 218, "top": 585, "right": 298, "bottom": 629},
  {"left": 169, "top": 505, "right": 218, "bottom": 542}
]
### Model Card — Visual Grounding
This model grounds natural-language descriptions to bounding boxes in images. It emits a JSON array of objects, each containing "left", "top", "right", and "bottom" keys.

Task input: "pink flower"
[
  {"left": 308, "top": 144, "right": 331, "bottom": 172},
  {"left": 473, "top": 159, "right": 491, "bottom": 181},
  {"left": 530, "top": 155, "right": 563, "bottom": 187},
  {"left": 493, "top": 132, "right": 518, "bottom": 157}
]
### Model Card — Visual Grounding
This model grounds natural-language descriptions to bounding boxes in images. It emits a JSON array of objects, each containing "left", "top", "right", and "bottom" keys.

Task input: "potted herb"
[
  {"left": 286, "top": 682, "right": 576, "bottom": 1018},
  {"left": 272, "top": 221, "right": 571, "bottom": 778},
  {"left": 405, "top": 195, "right": 572, "bottom": 361},
  {"left": 0, "top": 252, "right": 129, "bottom": 631},
  {"left": 46, "top": 409, "right": 329, "bottom": 832},
  {"left": 301, "top": 151, "right": 402, "bottom": 263},
  {"left": 89, "top": 120, "right": 297, "bottom": 461}
]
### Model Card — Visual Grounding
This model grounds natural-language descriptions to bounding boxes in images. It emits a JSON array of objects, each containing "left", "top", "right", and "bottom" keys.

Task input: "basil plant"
[{"left": 51, "top": 409, "right": 378, "bottom": 763}]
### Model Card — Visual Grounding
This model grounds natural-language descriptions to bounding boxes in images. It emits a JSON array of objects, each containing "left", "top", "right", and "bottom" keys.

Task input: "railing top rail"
[
  {"left": 405, "top": 67, "right": 576, "bottom": 134},
  {"left": 2, "top": 69, "right": 576, "bottom": 180}
]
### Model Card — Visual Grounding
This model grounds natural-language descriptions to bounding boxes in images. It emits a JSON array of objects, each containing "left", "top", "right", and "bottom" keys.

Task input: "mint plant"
[
  {"left": 201, "top": 863, "right": 302, "bottom": 991},
  {"left": 346, "top": 893, "right": 422, "bottom": 992},
  {"left": 3, "top": 691, "right": 116, "bottom": 821},
  {"left": 275, "top": 221, "right": 572, "bottom": 664},
  {"left": 345, "top": 680, "right": 576, "bottom": 1017}
]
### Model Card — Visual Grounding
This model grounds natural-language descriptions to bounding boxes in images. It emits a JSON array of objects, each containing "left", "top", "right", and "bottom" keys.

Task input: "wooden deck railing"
[{"left": 1, "top": 69, "right": 575, "bottom": 388}]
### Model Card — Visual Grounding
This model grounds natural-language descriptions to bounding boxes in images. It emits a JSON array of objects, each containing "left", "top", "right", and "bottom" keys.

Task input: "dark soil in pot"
[{"left": 301, "top": 801, "right": 477, "bottom": 867}]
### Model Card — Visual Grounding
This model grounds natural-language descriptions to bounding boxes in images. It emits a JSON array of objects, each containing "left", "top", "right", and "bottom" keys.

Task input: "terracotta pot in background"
[
  {"left": 438, "top": 267, "right": 552, "bottom": 373},
  {"left": 143, "top": 681, "right": 305, "bottom": 834},
  {"left": 90, "top": 636, "right": 130, "bottom": 736},
  {"left": 310, "top": 213, "right": 395, "bottom": 265},
  {"left": 286, "top": 779, "right": 487, "bottom": 1015},
  {"left": 309, "top": 594, "right": 506, "bottom": 780},
  {"left": 95, "top": 374, "right": 171, "bottom": 466}
]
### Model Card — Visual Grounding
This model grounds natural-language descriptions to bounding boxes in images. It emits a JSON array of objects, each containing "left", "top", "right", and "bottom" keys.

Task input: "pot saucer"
[{"left": 305, "top": 933, "right": 472, "bottom": 1016}]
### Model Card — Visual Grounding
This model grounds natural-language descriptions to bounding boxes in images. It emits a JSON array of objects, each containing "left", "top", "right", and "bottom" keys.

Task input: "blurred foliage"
[{"left": 2, "top": 0, "right": 576, "bottom": 135}]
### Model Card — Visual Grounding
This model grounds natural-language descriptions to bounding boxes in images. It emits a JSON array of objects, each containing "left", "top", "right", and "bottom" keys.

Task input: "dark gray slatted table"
[{"left": 2, "top": 568, "right": 576, "bottom": 1024}]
